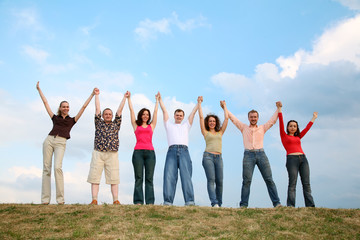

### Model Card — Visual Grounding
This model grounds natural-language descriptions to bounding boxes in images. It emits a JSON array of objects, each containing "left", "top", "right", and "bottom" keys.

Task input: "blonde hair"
[{"left": 57, "top": 101, "right": 69, "bottom": 116}]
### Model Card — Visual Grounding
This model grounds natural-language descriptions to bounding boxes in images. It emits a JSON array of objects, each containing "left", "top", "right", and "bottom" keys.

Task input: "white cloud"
[
  {"left": 335, "top": 0, "right": 360, "bottom": 10},
  {"left": 12, "top": 8, "right": 43, "bottom": 31},
  {"left": 277, "top": 14, "right": 360, "bottom": 78},
  {"left": 98, "top": 44, "right": 111, "bottom": 56},
  {"left": 306, "top": 15, "right": 360, "bottom": 66},
  {"left": 277, "top": 50, "right": 307, "bottom": 79},
  {"left": 22, "top": 45, "right": 49, "bottom": 63},
  {"left": 134, "top": 12, "right": 211, "bottom": 45},
  {"left": 0, "top": 162, "right": 135, "bottom": 204},
  {"left": 254, "top": 63, "right": 281, "bottom": 82},
  {"left": 171, "top": 12, "right": 210, "bottom": 31},
  {"left": 9, "top": 166, "right": 42, "bottom": 179},
  {"left": 72, "top": 53, "right": 93, "bottom": 65},
  {"left": 21, "top": 45, "right": 76, "bottom": 74},
  {"left": 134, "top": 18, "right": 171, "bottom": 43},
  {"left": 80, "top": 21, "right": 99, "bottom": 35},
  {"left": 211, "top": 72, "right": 251, "bottom": 93}
]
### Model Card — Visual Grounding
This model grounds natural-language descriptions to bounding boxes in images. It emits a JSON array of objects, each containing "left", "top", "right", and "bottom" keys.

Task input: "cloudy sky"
[{"left": 0, "top": 0, "right": 359, "bottom": 208}]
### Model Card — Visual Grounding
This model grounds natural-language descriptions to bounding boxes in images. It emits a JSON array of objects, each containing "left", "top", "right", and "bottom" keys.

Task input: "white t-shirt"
[{"left": 164, "top": 119, "right": 192, "bottom": 146}]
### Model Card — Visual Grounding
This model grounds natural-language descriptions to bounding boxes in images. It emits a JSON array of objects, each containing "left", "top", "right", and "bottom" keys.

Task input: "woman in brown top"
[{"left": 36, "top": 82, "right": 96, "bottom": 205}]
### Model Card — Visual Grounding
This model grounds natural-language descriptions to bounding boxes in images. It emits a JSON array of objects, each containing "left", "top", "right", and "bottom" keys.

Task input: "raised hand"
[
  {"left": 220, "top": 100, "right": 226, "bottom": 109},
  {"left": 155, "top": 92, "right": 160, "bottom": 101},
  {"left": 313, "top": 112, "right": 318, "bottom": 119},
  {"left": 276, "top": 101, "right": 282, "bottom": 108},
  {"left": 36, "top": 81, "right": 40, "bottom": 90},
  {"left": 94, "top": 88, "right": 100, "bottom": 95}
]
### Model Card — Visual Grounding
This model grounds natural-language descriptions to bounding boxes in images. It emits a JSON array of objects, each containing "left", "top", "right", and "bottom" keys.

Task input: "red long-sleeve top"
[{"left": 279, "top": 112, "right": 313, "bottom": 155}]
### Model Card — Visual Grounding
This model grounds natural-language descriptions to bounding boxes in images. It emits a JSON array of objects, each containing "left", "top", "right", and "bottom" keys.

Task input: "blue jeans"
[
  {"left": 240, "top": 149, "right": 281, "bottom": 207},
  {"left": 132, "top": 150, "right": 156, "bottom": 205},
  {"left": 286, "top": 154, "right": 315, "bottom": 207},
  {"left": 163, "top": 145, "right": 195, "bottom": 206},
  {"left": 202, "top": 152, "right": 223, "bottom": 207}
]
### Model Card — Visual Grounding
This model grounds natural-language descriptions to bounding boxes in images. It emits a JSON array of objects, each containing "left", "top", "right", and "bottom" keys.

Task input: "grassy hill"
[{"left": 0, "top": 204, "right": 359, "bottom": 239}]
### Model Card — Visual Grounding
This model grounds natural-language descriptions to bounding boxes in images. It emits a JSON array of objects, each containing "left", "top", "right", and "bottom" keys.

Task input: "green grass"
[{"left": 0, "top": 204, "right": 359, "bottom": 239}]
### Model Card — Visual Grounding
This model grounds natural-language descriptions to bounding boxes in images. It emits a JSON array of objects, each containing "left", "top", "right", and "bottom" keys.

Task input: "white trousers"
[{"left": 41, "top": 135, "right": 67, "bottom": 204}]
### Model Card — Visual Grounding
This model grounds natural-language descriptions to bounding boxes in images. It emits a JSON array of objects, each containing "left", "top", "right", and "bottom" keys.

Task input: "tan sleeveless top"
[{"left": 205, "top": 131, "right": 222, "bottom": 153}]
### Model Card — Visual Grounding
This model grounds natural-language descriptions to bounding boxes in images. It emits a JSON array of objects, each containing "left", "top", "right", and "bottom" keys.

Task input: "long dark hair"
[
  {"left": 286, "top": 120, "right": 300, "bottom": 137},
  {"left": 204, "top": 114, "right": 221, "bottom": 132},
  {"left": 57, "top": 101, "right": 69, "bottom": 116},
  {"left": 136, "top": 108, "right": 151, "bottom": 126}
]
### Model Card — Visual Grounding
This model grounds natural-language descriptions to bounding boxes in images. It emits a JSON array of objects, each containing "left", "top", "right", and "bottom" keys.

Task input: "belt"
[
  {"left": 245, "top": 148, "right": 264, "bottom": 152},
  {"left": 169, "top": 145, "right": 188, "bottom": 149}
]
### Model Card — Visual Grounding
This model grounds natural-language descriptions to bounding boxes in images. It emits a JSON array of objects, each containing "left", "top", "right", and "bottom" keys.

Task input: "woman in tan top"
[{"left": 198, "top": 96, "right": 229, "bottom": 207}]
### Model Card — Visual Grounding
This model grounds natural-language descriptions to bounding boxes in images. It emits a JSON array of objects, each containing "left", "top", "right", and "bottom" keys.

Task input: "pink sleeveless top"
[{"left": 134, "top": 125, "right": 154, "bottom": 150}]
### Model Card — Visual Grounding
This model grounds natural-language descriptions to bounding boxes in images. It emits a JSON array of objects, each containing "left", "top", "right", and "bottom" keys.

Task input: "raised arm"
[
  {"left": 263, "top": 105, "right": 280, "bottom": 132},
  {"left": 311, "top": 112, "right": 318, "bottom": 123},
  {"left": 299, "top": 112, "right": 317, "bottom": 138},
  {"left": 276, "top": 101, "right": 282, "bottom": 113},
  {"left": 198, "top": 96, "right": 206, "bottom": 137},
  {"left": 127, "top": 92, "right": 137, "bottom": 131},
  {"left": 116, "top": 91, "right": 128, "bottom": 117},
  {"left": 219, "top": 100, "right": 229, "bottom": 135},
  {"left": 227, "top": 109, "right": 245, "bottom": 131},
  {"left": 74, "top": 88, "right": 96, "bottom": 122},
  {"left": 94, "top": 88, "right": 100, "bottom": 115},
  {"left": 150, "top": 92, "right": 160, "bottom": 130},
  {"left": 36, "top": 81, "right": 54, "bottom": 119},
  {"left": 277, "top": 101, "right": 287, "bottom": 138},
  {"left": 188, "top": 99, "right": 200, "bottom": 125},
  {"left": 158, "top": 92, "right": 169, "bottom": 122}
]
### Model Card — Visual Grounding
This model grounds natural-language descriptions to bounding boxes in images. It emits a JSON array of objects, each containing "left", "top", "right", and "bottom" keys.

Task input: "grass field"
[{"left": 0, "top": 204, "right": 359, "bottom": 239}]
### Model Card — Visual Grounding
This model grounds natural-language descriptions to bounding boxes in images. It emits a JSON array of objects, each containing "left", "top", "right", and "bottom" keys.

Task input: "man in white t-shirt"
[{"left": 159, "top": 93, "right": 199, "bottom": 206}]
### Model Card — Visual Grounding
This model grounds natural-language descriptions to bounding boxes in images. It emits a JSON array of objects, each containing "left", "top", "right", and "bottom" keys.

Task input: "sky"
[{"left": 0, "top": 0, "right": 359, "bottom": 208}]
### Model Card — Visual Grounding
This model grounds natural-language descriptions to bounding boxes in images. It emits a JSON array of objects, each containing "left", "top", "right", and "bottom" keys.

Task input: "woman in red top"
[
  {"left": 127, "top": 92, "right": 159, "bottom": 205},
  {"left": 277, "top": 101, "right": 318, "bottom": 207}
]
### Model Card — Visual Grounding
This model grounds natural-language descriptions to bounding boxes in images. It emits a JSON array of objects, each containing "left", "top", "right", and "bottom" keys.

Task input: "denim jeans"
[
  {"left": 286, "top": 154, "right": 315, "bottom": 207},
  {"left": 132, "top": 149, "right": 156, "bottom": 205},
  {"left": 202, "top": 152, "right": 223, "bottom": 207},
  {"left": 163, "top": 145, "right": 195, "bottom": 206},
  {"left": 240, "top": 149, "right": 281, "bottom": 207}
]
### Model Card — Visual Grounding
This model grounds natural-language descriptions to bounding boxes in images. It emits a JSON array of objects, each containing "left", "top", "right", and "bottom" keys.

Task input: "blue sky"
[{"left": 1, "top": 0, "right": 359, "bottom": 208}]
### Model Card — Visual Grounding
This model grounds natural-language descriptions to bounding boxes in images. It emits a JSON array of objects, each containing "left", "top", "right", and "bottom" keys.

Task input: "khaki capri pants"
[{"left": 87, "top": 150, "right": 120, "bottom": 184}]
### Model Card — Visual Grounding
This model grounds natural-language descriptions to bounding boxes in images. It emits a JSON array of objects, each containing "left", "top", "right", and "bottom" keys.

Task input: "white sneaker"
[{"left": 213, "top": 204, "right": 219, "bottom": 208}]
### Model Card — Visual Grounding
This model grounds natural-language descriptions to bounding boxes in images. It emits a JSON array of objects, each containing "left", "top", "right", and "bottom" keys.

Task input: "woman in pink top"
[
  {"left": 127, "top": 92, "right": 159, "bottom": 205},
  {"left": 277, "top": 101, "right": 318, "bottom": 207}
]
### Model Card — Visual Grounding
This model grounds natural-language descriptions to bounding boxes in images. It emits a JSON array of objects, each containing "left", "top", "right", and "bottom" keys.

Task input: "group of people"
[{"left": 36, "top": 82, "right": 318, "bottom": 208}]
